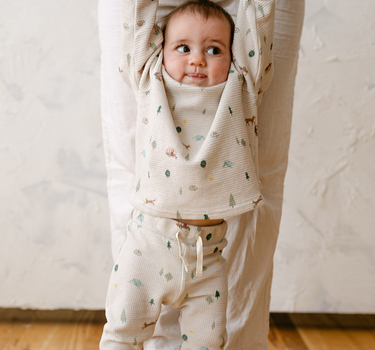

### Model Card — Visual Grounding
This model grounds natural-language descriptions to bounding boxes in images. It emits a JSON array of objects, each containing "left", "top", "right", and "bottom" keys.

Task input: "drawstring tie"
[{"left": 176, "top": 231, "right": 203, "bottom": 277}]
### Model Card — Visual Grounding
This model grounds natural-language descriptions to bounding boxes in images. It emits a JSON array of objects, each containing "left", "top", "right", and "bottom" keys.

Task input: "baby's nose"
[{"left": 188, "top": 52, "right": 206, "bottom": 67}]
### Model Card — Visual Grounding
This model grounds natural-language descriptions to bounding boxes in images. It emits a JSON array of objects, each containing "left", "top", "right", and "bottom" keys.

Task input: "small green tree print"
[
  {"left": 245, "top": 172, "right": 250, "bottom": 180},
  {"left": 258, "top": 4, "right": 265, "bottom": 16},
  {"left": 200, "top": 160, "right": 206, "bottom": 168},
  {"left": 177, "top": 210, "right": 182, "bottom": 219},
  {"left": 185, "top": 154, "right": 190, "bottom": 161},
  {"left": 204, "top": 214, "right": 210, "bottom": 220},
  {"left": 176, "top": 126, "right": 182, "bottom": 133},
  {"left": 159, "top": 268, "right": 164, "bottom": 275},
  {"left": 206, "top": 233, "right": 212, "bottom": 241},
  {"left": 223, "top": 160, "right": 233, "bottom": 168},
  {"left": 220, "top": 336, "right": 226, "bottom": 349},
  {"left": 184, "top": 293, "right": 189, "bottom": 300},
  {"left": 172, "top": 103, "right": 176, "bottom": 111},
  {"left": 229, "top": 106, "right": 233, "bottom": 116},
  {"left": 157, "top": 105, "right": 161, "bottom": 115},
  {"left": 211, "top": 322, "right": 215, "bottom": 329},
  {"left": 215, "top": 291, "right": 220, "bottom": 299},
  {"left": 241, "top": 138, "right": 246, "bottom": 147},
  {"left": 249, "top": 50, "right": 255, "bottom": 57},
  {"left": 135, "top": 179, "right": 140, "bottom": 192},
  {"left": 165, "top": 273, "right": 173, "bottom": 281},
  {"left": 114, "top": 264, "right": 118, "bottom": 272},
  {"left": 165, "top": 170, "right": 170, "bottom": 178},
  {"left": 202, "top": 109, "right": 206, "bottom": 115},
  {"left": 150, "top": 299, "right": 155, "bottom": 305},
  {"left": 150, "top": 42, "right": 156, "bottom": 50},
  {"left": 133, "top": 338, "right": 137, "bottom": 346},
  {"left": 206, "top": 296, "right": 214, "bottom": 304},
  {"left": 179, "top": 188, "right": 182, "bottom": 195},
  {"left": 182, "top": 334, "right": 188, "bottom": 341},
  {"left": 191, "top": 271, "right": 194, "bottom": 279},
  {"left": 151, "top": 140, "right": 156, "bottom": 150},
  {"left": 121, "top": 309, "right": 126, "bottom": 323},
  {"left": 229, "top": 194, "right": 236, "bottom": 207},
  {"left": 167, "top": 241, "right": 172, "bottom": 250},
  {"left": 236, "top": 137, "right": 240, "bottom": 145}
]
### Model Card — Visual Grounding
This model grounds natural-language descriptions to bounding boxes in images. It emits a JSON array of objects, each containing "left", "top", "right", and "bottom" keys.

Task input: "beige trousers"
[
  {"left": 100, "top": 210, "right": 228, "bottom": 350},
  {"left": 98, "top": 0, "right": 305, "bottom": 348}
]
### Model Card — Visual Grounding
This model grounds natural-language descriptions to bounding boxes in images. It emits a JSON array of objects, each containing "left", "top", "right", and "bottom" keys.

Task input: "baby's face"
[{"left": 163, "top": 12, "right": 232, "bottom": 87}]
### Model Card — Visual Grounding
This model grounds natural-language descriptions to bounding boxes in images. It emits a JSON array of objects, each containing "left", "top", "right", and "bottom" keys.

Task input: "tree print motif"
[
  {"left": 245, "top": 172, "right": 250, "bottom": 180},
  {"left": 159, "top": 268, "right": 164, "bottom": 275},
  {"left": 150, "top": 299, "right": 155, "bottom": 305},
  {"left": 215, "top": 291, "right": 220, "bottom": 299},
  {"left": 165, "top": 170, "right": 170, "bottom": 178},
  {"left": 177, "top": 210, "right": 182, "bottom": 219},
  {"left": 165, "top": 273, "right": 173, "bottom": 281},
  {"left": 193, "top": 135, "right": 205, "bottom": 141},
  {"left": 133, "top": 338, "right": 137, "bottom": 346},
  {"left": 249, "top": 50, "right": 255, "bottom": 57},
  {"left": 121, "top": 309, "right": 126, "bottom": 323},
  {"left": 135, "top": 179, "right": 140, "bottom": 192},
  {"left": 229, "top": 106, "right": 233, "bottom": 116},
  {"left": 202, "top": 109, "right": 206, "bottom": 115},
  {"left": 182, "top": 334, "right": 188, "bottom": 341},
  {"left": 206, "top": 233, "right": 212, "bottom": 241},
  {"left": 264, "top": 35, "right": 267, "bottom": 43},
  {"left": 179, "top": 188, "right": 182, "bottom": 195},
  {"left": 184, "top": 293, "right": 189, "bottom": 300},
  {"left": 167, "top": 241, "right": 172, "bottom": 250},
  {"left": 200, "top": 160, "right": 206, "bottom": 168},
  {"left": 241, "top": 138, "right": 246, "bottom": 147},
  {"left": 114, "top": 264, "right": 118, "bottom": 272},
  {"left": 211, "top": 322, "right": 215, "bottom": 329},
  {"left": 205, "top": 296, "right": 214, "bottom": 304},
  {"left": 172, "top": 103, "right": 176, "bottom": 111},
  {"left": 258, "top": 4, "right": 265, "bottom": 17},
  {"left": 220, "top": 336, "right": 226, "bottom": 349},
  {"left": 157, "top": 105, "right": 161, "bottom": 115},
  {"left": 191, "top": 271, "right": 194, "bottom": 279},
  {"left": 204, "top": 214, "right": 210, "bottom": 220},
  {"left": 246, "top": 28, "right": 251, "bottom": 35},
  {"left": 176, "top": 126, "right": 182, "bottom": 133},
  {"left": 141, "top": 149, "right": 146, "bottom": 157},
  {"left": 236, "top": 137, "right": 240, "bottom": 145},
  {"left": 270, "top": 42, "right": 273, "bottom": 50},
  {"left": 229, "top": 194, "right": 236, "bottom": 208},
  {"left": 214, "top": 247, "right": 219, "bottom": 253},
  {"left": 150, "top": 42, "right": 156, "bottom": 50},
  {"left": 151, "top": 140, "right": 156, "bottom": 150},
  {"left": 185, "top": 154, "right": 190, "bottom": 161}
]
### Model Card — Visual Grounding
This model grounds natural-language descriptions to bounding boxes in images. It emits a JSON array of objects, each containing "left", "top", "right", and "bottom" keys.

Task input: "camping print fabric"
[
  {"left": 117, "top": 0, "right": 274, "bottom": 220},
  {"left": 100, "top": 210, "right": 229, "bottom": 349}
]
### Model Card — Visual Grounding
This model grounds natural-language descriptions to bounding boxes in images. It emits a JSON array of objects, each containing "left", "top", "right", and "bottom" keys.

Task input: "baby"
[{"left": 100, "top": 0, "right": 274, "bottom": 349}]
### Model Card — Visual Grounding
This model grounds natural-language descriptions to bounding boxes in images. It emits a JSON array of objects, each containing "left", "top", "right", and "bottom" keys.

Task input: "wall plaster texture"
[
  {"left": 0, "top": 0, "right": 374, "bottom": 312},
  {"left": 271, "top": 0, "right": 375, "bottom": 313},
  {"left": 0, "top": 0, "right": 112, "bottom": 309}
]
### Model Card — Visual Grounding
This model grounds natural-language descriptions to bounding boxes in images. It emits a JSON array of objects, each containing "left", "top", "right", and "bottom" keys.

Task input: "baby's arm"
[
  {"left": 232, "top": 0, "right": 275, "bottom": 105},
  {"left": 119, "top": 0, "right": 164, "bottom": 93}
]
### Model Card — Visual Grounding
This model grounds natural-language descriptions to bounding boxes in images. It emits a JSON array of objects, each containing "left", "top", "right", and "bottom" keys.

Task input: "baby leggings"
[{"left": 100, "top": 209, "right": 229, "bottom": 350}]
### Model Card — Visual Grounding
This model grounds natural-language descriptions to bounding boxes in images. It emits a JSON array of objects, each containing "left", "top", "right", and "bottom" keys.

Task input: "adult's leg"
[{"left": 224, "top": 1, "right": 305, "bottom": 348}]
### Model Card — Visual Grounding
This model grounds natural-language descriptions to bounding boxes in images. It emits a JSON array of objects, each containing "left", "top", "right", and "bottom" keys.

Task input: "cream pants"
[{"left": 100, "top": 209, "right": 228, "bottom": 350}]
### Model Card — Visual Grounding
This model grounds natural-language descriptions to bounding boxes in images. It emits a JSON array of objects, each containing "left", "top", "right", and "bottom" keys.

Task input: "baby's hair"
[{"left": 159, "top": 0, "right": 235, "bottom": 48}]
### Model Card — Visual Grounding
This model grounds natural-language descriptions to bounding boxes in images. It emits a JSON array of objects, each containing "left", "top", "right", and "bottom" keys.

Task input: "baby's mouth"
[{"left": 186, "top": 73, "right": 207, "bottom": 79}]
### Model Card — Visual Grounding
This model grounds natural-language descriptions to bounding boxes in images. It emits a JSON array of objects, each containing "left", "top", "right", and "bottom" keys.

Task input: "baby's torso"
[{"left": 130, "top": 57, "right": 263, "bottom": 220}]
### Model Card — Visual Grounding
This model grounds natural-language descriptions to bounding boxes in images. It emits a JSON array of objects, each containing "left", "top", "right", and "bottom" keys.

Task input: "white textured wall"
[
  {"left": 271, "top": 0, "right": 375, "bottom": 313},
  {"left": 0, "top": 1, "right": 112, "bottom": 309},
  {"left": 1, "top": 0, "right": 374, "bottom": 312}
]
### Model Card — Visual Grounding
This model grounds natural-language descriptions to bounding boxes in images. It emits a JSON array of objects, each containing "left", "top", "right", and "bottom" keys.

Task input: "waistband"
[{"left": 131, "top": 209, "right": 227, "bottom": 245}]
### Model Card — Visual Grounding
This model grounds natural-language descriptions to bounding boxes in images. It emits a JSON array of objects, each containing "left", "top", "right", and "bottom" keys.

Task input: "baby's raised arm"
[
  {"left": 119, "top": 0, "right": 164, "bottom": 93},
  {"left": 232, "top": 0, "right": 275, "bottom": 105}
]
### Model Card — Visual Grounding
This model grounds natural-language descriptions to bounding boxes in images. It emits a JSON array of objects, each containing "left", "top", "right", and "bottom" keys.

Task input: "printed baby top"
[{"left": 119, "top": 0, "right": 275, "bottom": 220}]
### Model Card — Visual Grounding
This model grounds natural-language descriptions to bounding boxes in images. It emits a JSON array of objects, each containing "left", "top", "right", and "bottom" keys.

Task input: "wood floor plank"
[{"left": 271, "top": 313, "right": 309, "bottom": 350}]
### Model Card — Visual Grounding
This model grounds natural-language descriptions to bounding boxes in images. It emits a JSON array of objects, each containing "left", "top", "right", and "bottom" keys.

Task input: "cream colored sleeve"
[
  {"left": 232, "top": 0, "right": 275, "bottom": 105},
  {"left": 118, "top": 0, "right": 164, "bottom": 93}
]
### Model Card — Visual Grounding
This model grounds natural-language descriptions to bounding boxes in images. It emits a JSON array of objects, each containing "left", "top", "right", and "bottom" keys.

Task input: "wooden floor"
[{"left": 0, "top": 310, "right": 374, "bottom": 350}]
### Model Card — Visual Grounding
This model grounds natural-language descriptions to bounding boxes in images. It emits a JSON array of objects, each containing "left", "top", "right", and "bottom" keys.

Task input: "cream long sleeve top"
[{"left": 119, "top": 0, "right": 275, "bottom": 220}]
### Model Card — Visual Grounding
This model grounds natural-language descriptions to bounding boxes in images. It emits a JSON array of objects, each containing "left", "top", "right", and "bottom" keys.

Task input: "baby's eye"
[
  {"left": 177, "top": 45, "right": 190, "bottom": 53},
  {"left": 207, "top": 47, "right": 221, "bottom": 55}
]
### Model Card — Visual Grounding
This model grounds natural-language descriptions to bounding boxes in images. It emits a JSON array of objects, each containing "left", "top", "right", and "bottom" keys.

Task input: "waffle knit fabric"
[
  {"left": 100, "top": 209, "right": 229, "bottom": 350},
  {"left": 119, "top": 0, "right": 275, "bottom": 220}
]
